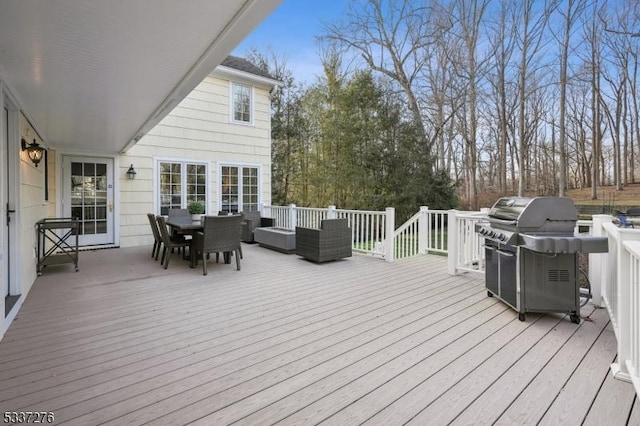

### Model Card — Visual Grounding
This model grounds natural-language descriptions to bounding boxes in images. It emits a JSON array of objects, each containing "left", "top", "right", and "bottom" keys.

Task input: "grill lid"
[{"left": 488, "top": 196, "right": 578, "bottom": 234}]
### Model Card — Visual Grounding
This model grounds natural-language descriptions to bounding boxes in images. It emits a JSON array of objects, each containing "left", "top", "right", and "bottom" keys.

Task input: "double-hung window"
[
  {"left": 220, "top": 165, "right": 259, "bottom": 213},
  {"left": 231, "top": 82, "right": 252, "bottom": 124},
  {"left": 158, "top": 160, "right": 207, "bottom": 215}
]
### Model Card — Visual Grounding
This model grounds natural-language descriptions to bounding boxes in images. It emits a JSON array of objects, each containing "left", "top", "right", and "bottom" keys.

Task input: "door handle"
[
  {"left": 108, "top": 202, "right": 113, "bottom": 212},
  {"left": 7, "top": 204, "right": 15, "bottom": 223}
]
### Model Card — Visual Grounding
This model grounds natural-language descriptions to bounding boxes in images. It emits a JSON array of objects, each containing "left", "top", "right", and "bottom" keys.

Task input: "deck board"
[
  {"left": 0, "top": 245, "right": 636, "bottom": 425},
  {"left": 583, "top": 361, "right": 638, "bottom": 425},
  {"left": 494, "top": 308, "right": 610, "bottom": 425},
  {"left": 629, "top": 396, "right": 640, "bottom": 425}
]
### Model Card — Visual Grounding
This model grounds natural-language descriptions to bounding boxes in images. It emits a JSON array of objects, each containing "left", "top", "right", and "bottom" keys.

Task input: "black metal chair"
[
  {"left": 156, "top": 215, "right": 192, "bottom": 269},
  {"left": 191, "top": 215, "right": 243, "bottom": 275},
  {"left": 147, "top": 213, "right": 163, "bottom": 260}
]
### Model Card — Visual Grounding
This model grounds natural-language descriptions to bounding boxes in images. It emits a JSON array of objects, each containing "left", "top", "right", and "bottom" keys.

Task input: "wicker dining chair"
[
  {"left": 168, "top": 208, "right": 190, "bottom": 219},
  {"left": 147, "top": 213, "right": 163, "bottom": 260},
  {"left": 167, "top": 207, "right": 193, "bottom": 251},
  {"left": 156, "top": 215, "right": 192, "bottom": 269},
  {"left": 191, "top": 215, "right": 243, "bottom": 275}
]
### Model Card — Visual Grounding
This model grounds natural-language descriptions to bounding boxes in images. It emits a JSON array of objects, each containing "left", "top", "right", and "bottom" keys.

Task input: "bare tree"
[
  {"left": 514, "top": 0, "right": 557, "bottom": 196},
  {"left": 557, "top": 0, "right": 585, "bottom": 196},
  {"left": 450, "top": 0, "right": 490, "bottom": 208},
  {"left": 486, "top": 0, "right": 517, "bottom": 193},
  {"left": 323, "top": 0, "right": 440, "bottom": 146}
]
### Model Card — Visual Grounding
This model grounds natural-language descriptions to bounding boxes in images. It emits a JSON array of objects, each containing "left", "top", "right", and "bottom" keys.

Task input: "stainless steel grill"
[{"left": 475, "top": 196, "right": 608, "bottom": 323}]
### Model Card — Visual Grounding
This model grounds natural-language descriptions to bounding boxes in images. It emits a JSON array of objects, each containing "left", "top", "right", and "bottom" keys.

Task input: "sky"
[{"left": 233, "top": 0, "right": 350, "bottom": 83}]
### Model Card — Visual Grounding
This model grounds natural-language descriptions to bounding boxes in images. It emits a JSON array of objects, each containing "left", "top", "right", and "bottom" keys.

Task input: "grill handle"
[
  {"left": 488, "top": 217, "right": 518, "bottom": 227},
  {"left": 496, "top": 249, "right": 516, "bottom": 257},
  {"left": 483, "top": 245, "right": 516, "bottom": 257}
]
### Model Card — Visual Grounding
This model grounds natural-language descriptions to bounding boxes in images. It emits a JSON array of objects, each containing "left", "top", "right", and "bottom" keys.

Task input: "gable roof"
[{"left": 221, "top": 55, "right": 276, "bottom": 81}]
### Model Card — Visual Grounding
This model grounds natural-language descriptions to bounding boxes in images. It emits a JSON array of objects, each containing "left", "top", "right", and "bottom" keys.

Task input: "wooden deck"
[{"left": 0, "top": 244, "right": 638, "bottom": 425}]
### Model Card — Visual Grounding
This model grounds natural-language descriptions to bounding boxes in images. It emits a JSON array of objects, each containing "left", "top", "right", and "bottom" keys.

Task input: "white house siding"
[
  {"left": 17, "top": 114, "right": 49, "bottom": 302},
  {"left": 119, "top": 74, "right": 273, "bottom": 248}
]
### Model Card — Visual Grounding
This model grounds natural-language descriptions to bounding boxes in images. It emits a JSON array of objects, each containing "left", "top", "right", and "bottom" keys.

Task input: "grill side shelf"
[{"left": 519, "top": 235, "right": 608, "bottom": 254}]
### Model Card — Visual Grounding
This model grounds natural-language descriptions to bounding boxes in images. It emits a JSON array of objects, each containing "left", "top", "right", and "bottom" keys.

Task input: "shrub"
[{"left": 188, "top": 201, "right": 205, "bottom": 214}]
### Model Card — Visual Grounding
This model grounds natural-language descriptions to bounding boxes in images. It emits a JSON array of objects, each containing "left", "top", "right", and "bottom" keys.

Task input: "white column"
[
  {"left": 612, "top": 227, "right": 640, "bottom": 382},
  {"left": 289, "top": 203, "right": 297, "bottom": 230},
  {"left": 418, "top": 206, "right": 429, "bottom": 255},
  {"left": 384, "top": 207, "right": 395, "bottom": 262},
  {"left": 328, "top": 205, "right": 337, "bottom": 219},
  {"left": 447, "top": 210, "right": 459, "bottom": 275},
  {"left": 590, "top": 214, "right": 611, "bottom": 308}
]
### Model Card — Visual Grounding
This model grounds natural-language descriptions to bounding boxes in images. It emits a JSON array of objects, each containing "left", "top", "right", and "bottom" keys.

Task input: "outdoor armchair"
[
  {"left": 241, "top": 211, "right": 275, "bottom": 243},
  {"left": 192, "top": 215, "right": 243, "bottom": 275},
  {"left": 295, "top": 218, "right": 352, "bottom": 263}
]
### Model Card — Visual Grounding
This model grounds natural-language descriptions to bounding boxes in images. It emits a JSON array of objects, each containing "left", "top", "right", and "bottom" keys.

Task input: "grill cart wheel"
[
  {"left": 518, "top": 313, "right": 526, "bottom": 322},
  {"left": 487, "top": 291, "right": 493, "bottom": 297},
  {"left": 570, "top": 314, "right": 580, "bottom": 324}
]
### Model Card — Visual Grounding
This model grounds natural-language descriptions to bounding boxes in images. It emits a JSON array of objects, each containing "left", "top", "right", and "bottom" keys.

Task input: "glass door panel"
[{"left": 63, "top": 156, "right": 114, "bottom": 246}]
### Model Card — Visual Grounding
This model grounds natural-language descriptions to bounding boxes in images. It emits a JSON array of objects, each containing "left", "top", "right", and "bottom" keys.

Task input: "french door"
[{"left": 62, "top": 156, "right": 114, "bottom": 246}]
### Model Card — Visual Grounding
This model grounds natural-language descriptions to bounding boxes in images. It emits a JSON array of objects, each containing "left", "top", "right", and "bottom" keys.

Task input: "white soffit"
[{"left": 0, "top": 0, "right": 281, "bottom": 154}]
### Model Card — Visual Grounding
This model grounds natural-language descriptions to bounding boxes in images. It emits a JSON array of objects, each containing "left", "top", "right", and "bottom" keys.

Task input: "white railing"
[
  {"left": 296, "top": 206, "right": 329, "bottom": 229},
  {"left": 264, "top": 205, "right": 293, "bottom": 229},
  {"left": 447, "top": 210, "right": 487, "bottom": 275},
  {"left": 590, "top": 214, "right": 640, "bottom": 397},
  {"left": 427, "top": 209, "right": 449, "bottom": 254},
  {"left": 624, "top": 240, "right": 640, "bottom": 396},
  {"left": 393, "top": 210, "right": 422, "bottom": 259},
  {"left": 391, "top": 207, "right": 449, "bottom": 260},
  {"left": 335, "top": 208, "right": 389, "bottom": 257},
  {"left": 262, "top": 204, "right": 392, "bottom": 259}
]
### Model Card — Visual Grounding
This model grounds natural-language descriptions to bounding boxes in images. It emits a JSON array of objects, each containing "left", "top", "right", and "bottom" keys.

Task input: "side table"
[{"left": 36, "top": 217, "right": 79, "bottom": 275}]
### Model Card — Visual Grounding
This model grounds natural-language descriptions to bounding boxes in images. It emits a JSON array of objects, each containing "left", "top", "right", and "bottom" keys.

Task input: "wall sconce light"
[
  {"left": 126, "top": 164, "right": 137, "bottom": 180},
  {"left": 21, "top": 138, "right": 45, "bottom": 167}
]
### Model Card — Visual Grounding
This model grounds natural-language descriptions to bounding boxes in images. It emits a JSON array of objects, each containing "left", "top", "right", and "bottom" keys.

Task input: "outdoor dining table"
[
  {"left": 165, "top": 216, "right": 203, "bottom": 233},
  {"left": 164, "top": 216, "right": 237, "bottom": 265}
]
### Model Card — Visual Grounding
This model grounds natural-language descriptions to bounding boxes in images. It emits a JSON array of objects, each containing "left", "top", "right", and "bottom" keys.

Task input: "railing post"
[
  {"left": 611, "top": 227, "right": 640, "bottom": 382},
  {"left": 328, "top": 205, "right": 337, "bottom": 219},
  {"left": 289, "top": 204, "right": 297, "bottom": 230},
  {"left": 418, "top": 206, "right": 428, "bottom": 255},
  {"left": 384, "top": 207, "right": 395, "bottom": 262},
  {"left": 590, "top": 214, "right": 611, "bottom": 308},
  {"left": 447, "top": 210, "right": 459, "bottom": 275}
]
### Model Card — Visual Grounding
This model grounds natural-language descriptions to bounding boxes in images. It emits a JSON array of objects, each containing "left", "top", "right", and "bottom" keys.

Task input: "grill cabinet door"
[
  {"left": 521, "top": 251, "right": 578, "bottom": 313},
  {"left": 498, "top": 247, "right": 517, "bottom": 308},
  {"left": 485, "top": 244, "right": 499, "bottom": 295}
]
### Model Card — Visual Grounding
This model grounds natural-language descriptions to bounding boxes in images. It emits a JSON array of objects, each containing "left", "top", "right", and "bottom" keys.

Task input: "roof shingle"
[{"left": 221, "top": 55, "right": 276, "bottom": 81}]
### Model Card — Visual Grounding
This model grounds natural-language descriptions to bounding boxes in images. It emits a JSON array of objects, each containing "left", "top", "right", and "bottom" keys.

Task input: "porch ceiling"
[{"left": 0, "top": 0, "right": 281, "bottom": 154}]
